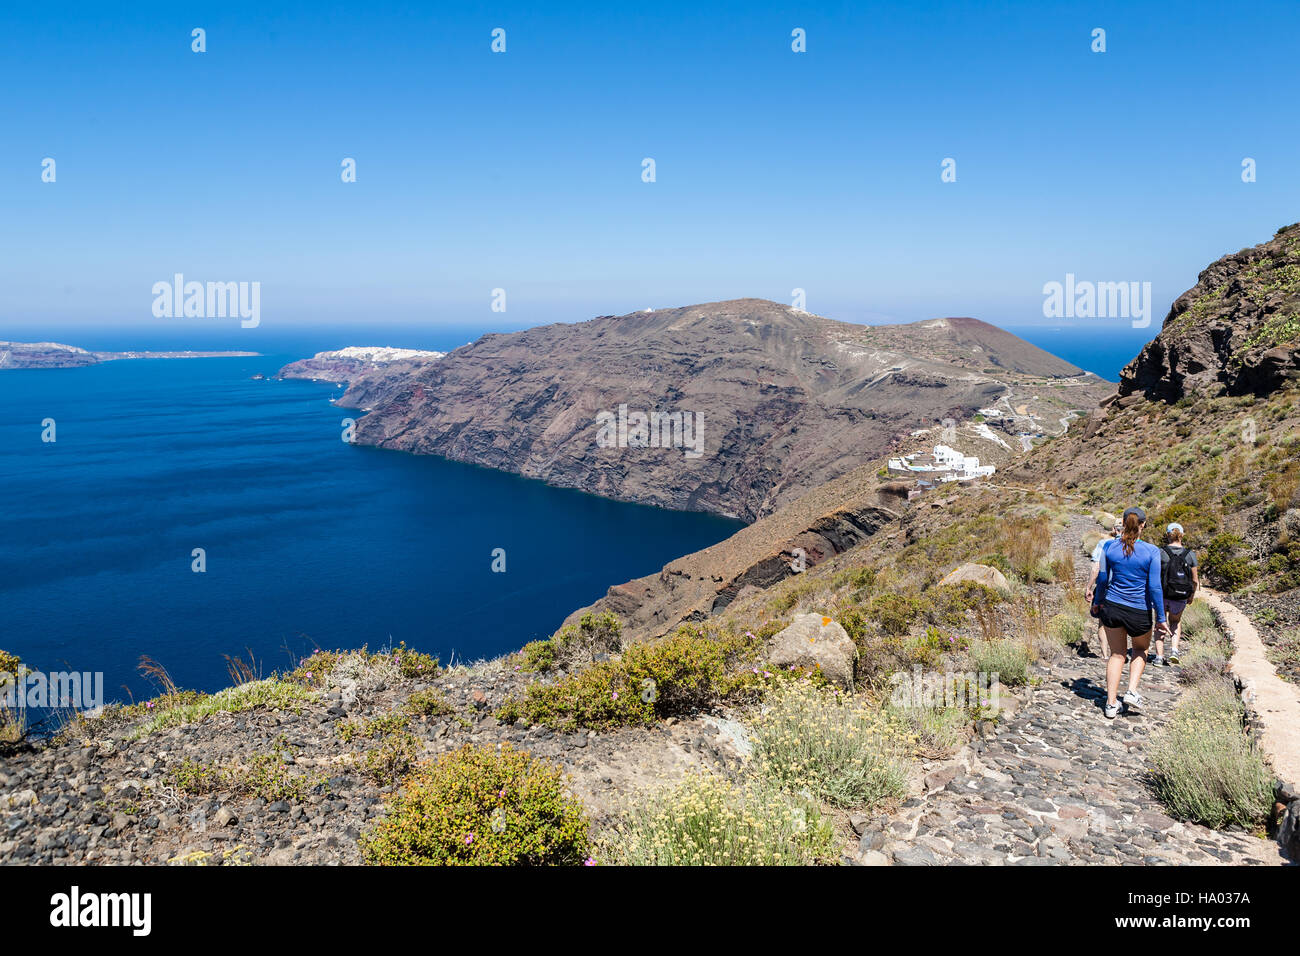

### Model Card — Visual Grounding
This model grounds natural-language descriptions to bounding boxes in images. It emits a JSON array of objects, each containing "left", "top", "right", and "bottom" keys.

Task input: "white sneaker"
[
  {"left": 1122, "top": 690, "right": 1143, "bottom": 714},
  {"left": 1104, "top": 700, "right": 1121, "bottom": 719}
]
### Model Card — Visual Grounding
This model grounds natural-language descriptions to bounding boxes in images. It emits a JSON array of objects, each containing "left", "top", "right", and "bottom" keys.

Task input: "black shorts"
[{"left": 1099, "top": 601, "right": 1153, "bottom": 637}]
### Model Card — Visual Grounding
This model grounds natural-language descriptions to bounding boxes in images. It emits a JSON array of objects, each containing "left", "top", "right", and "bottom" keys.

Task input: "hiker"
[
  {"left": 1084, "top": 519, "right": 1122, "bottom": 656},
  {"left": 1155, "top": 523, "right": 1199, "bottom": 665},
  {"left": 1091, "top": 507, "right": 1170, "bottom": 719}
]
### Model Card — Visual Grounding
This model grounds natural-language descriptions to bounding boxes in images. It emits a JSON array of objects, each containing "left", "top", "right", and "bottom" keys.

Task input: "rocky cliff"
[
  {"left": 322, "top": 300, "right": 1109, "bottom": 522},
  {"left": 1120, "top": 223, "right": 1300, "bottom": 401},
  {"left": 561, "top": 461, "right": 902, "bottom": 642},
  {"left": 0, "top": 341, "right": 98, "bottom": 369}
]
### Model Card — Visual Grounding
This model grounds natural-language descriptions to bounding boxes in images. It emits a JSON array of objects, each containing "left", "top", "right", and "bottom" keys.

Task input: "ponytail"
[{"left": 1120, "top": 511, "right": 1141, "bottom": 557}]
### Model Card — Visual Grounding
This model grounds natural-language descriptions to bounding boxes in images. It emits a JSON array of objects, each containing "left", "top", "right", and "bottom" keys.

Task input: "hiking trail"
[{"left": 852, "top": 515, "right": 1287, "bottom": 866}]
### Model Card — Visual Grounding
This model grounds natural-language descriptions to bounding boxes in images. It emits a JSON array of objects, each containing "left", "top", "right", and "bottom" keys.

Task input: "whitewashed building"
[{"left": 887, "top": 444, "right": 995, "bottom": 482}]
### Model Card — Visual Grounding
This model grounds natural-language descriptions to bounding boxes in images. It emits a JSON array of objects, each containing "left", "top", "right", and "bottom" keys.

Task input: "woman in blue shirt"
[{"left": 1091, "top": 507, "right": 1170, "bottom": 719}]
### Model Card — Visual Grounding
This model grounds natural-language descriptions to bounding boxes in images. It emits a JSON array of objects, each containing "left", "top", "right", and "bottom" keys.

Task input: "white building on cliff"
[{"left": 887, "top": 444, "right": 995, "bottom": 483}]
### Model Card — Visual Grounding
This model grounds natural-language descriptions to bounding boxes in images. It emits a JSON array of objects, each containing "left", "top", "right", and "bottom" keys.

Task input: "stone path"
[{"left": 854, "top": 515, "right": 1287, "bottom": 866}]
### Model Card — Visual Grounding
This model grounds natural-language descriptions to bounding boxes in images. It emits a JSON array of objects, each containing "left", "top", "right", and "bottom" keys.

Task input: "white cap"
[{"left": 1167, "top": 523, "right": 1184, "bottom": 534}]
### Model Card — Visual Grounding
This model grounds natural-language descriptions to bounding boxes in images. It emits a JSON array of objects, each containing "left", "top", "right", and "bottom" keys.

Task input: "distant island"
[
  {"left": 0, "top": 341, "right": 260, "bottom": 369},
  {"left": 281, "top": 301, "right": 1113, "bottom": 522}
]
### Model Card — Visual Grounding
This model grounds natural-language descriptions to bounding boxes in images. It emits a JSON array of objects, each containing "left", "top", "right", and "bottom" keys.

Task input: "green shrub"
[
  {"left": 118, "top": 689, "right": 209, "bottom": 719},
  {"left": 518, "top": 612, "right": 623, "bottom": 673},
  {"left": 968, "top": 639, "right": 1033, "bottom": 686},
  {"left": 838, "top": 608, "right": 869, "bottom": 644},
  {"left": 0, "top": 650, "right": 28, "bottom": 747},
  {"left": 1178, "top": 600, "right": 1217, "bottom": 639},
  {"left": 925, "top": 582, "right": 1001, "bottom": 626},
  {"left": 866, "top": 592, "right": 922, "bottom": 636},
  {"left": 972, "top": 552, "right": 1014, "bottom": 575},
  {"left": 497, "top": 627, "right": 761, "bottom": 732},
  {"left": 388, "top": 642, "right": 440, "bottom": 679},
  {"left": 902, "top": 626, "right": 967, "bottom": 668},
  {"left": 1048, "top": 610, "right": 1088, "bottom": 647},
  {"left": 130, "top": 678, "right": 316, "bottom": 738},
  {"left": 997, "top": 515, "right": 1052, "bottom": 581},
  {"left": 286, "top": 648, "right": 354, "bottom": 687},
  {"left": 168, "top": 759, "right": 224, "bottom": 795},
  {"left": 888, "top": 701, "right": 971, "bottom": 756},
  {"left": 750, "top": 682, "right": 910, "bottom": 809},
  {"left": 602, "top": 772, "right": 835, "bottom": 866},
  {"left": 242, "top": 750, "right": 326, "bottom": 801},
  {"left": 360, "top": 732, "right": 421, "bottom": 785},
  {"left": 831, "top": 565, "right": 878, "bottom": 595},
  {"left": 405, "top": 688, "right": 455, "bottom": 717},
  {"left": 516, "top": 639, "right": 557, "bottom": 672},
  {"left": 169, "top": 746, "right": 326, "bottom": 802},
  {"left": 1202, "top": 534, "right": 1257, "bottom": 591},
  {"left": 0, "top": 649, "right": 23, "bottom": 680},
  {"left": 1148, "top": 683, "right": 1273, "bottom": 828},
  {"left": 337, "top": 711, "right": 411, "bottom": 742},
  {"left": 361, "top": 744, "right": 591, "bottom": 865}
]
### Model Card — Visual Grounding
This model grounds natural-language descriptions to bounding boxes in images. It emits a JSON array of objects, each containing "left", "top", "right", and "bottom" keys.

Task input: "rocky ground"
[{"left": 0, "top": 660, "right": 740, "bottom": 866}]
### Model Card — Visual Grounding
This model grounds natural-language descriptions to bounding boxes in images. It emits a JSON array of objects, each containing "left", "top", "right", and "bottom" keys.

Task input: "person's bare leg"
[
  {"left": 1128, "top": 630, "right": 1152, "bottom": 692},
  {"left": 1168, "top": 612, "right": 1182, "bottom": 656},
  {"left": 1105, "top": 626, "right": 1128, "bottom": 705}
]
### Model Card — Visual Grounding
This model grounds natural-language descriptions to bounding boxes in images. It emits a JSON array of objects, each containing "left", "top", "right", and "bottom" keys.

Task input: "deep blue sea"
[
  {"left": 0, "top": 329, "right": 742, "bottom": 704},
  {"left": 0, "top": 319, "right": 1145, "bottom": 709},
  {"left": 1002, "top": 325, "right": 1154, "bottom": 381}
]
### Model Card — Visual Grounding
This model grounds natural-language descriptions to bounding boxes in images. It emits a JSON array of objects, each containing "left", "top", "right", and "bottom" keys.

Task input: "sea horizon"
[{"left": 1, "top": 314, "right": 1153, "bottom": 383}]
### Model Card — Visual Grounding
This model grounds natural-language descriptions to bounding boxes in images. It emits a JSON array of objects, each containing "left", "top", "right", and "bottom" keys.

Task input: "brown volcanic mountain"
[
  {"left": 574, "top": 226, "right": 1300, "bottom": 646},
  {"left": 330, "top": 299, "right": 1109, "bottom": 521}
]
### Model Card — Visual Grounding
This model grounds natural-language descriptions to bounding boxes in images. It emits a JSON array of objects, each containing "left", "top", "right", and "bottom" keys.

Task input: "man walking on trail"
[{"left": 1155, "top": 522, "right": 1199, "bottom": 665}]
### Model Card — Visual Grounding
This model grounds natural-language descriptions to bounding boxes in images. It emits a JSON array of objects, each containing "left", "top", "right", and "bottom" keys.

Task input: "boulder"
[
  {"left": 1280, "top": 799, "right": 1300, "bottom": 862},
  {"left": 940, "top": 563, "right": 1009, "bottom": 590},
  {"left": 767, "top": 613, "right": 857, "bottom": 687}
]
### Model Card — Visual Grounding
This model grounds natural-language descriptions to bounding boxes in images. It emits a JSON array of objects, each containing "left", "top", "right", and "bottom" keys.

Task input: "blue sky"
[{"left": 2, "top": 0, "right": 1297, "bottom": 339}]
